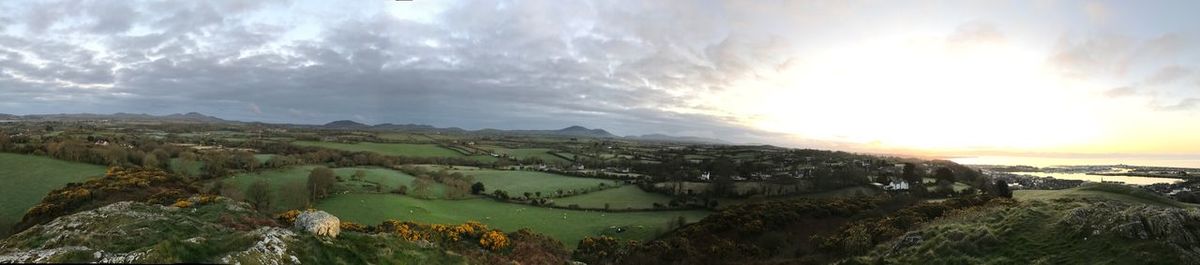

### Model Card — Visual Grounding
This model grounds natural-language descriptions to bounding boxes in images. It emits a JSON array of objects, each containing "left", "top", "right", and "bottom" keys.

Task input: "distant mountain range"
[
  {"left": 0, "top": 112, "right": 229, "bottom": 123},
  {"left": 0, "top": 112, "right": 727, "bottom": 144}
]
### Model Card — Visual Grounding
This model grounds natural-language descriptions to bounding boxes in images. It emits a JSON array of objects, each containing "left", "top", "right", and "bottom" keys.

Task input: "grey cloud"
[
  {"left": 1156, "top": 98, "right": 1200, "bottom": 111},
  {"left": 1146, "top": 65, "right": 1192, "bottom": 85}
]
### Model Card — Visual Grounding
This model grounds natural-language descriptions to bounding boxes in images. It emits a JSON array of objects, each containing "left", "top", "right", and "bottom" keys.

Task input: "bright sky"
[{"left": 1, "top": 0, "right": 1198, "bottom": 161}]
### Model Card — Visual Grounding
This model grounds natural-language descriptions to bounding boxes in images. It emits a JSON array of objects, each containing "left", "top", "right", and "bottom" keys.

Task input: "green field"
[
  {"left": 224, "top": 166, "right": 453, "bottom": 211},
  {"left": 553, "top": 185, "right": 674, "bottom": 209},
  {"left": 0, "top": 153, "right": 107, "bottom": 235},
  {"left": 316, "top": 193, "right": 711, "bottom": 247},
  {"left": 293, "top": 141, "right": 462, "bottom": 157},
  {"left": 293, "top": 141, "right": 498, "bottom": 163},
  {"left": 451, "top": 169, "right": 616, "bottom": 197},
  {"left": 491, "top": 148, "right": 570, "bottom": 164}
]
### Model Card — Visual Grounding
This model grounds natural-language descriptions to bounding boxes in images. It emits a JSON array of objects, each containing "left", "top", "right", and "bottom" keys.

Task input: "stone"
[{"left": 294, "top": 211, "right": 340, "bottom": 238}]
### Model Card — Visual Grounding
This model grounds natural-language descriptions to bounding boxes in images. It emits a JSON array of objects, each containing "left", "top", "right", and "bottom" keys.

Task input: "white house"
[{"left": 884, "top": 180, "right": 910, "bottom": 191}]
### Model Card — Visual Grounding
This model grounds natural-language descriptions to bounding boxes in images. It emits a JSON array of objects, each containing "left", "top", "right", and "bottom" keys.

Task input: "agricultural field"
[
  {"left": 450, "top": 169, "right": 618, "bottom": 197},
  {"left": 0, "top": 153, "right": 106, "bottom": 236},
  {"left": 552, "top": 185, "right": 675, "bottom": 210},
  {"left": 293, "top": 141, "right": 462, "bottom": 157},
  {"left": 491, "top": 148, "right": 571, "bottom": 164},
  {"left": 316, "top": 193, "right": 712, "bottom": 247},
  {"left": 293, "top": 141, "right": 499, "bottom": 163},
  {"left": 224, "top": 165, "right": 455, "bottom": 210}
]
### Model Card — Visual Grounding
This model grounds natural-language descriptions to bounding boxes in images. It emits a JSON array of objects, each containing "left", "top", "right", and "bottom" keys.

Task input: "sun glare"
[{"left": 717, "top": 34, "right": 1105, "bottom": 151}]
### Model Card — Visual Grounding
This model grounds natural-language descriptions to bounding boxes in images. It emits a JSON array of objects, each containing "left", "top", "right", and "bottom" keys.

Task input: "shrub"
[{"left": 480, "top": 230, "right": 510, "bottom": 251}]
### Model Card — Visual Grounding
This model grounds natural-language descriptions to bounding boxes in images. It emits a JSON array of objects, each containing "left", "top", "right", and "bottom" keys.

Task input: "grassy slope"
[
  {"left": 317, "top": 193, "right": 711, "bottom": 248},
  {"left": 553, "top": 185, "right": 675, "bottom": 210},
  {"left": 1014, "top": 183, "right": 1187, "bottom": 208},
  {"left": 854, "top": 199, "right": 1187, "bottom": 264},
  {"left": 451, "top": 169, "right": 616, "bottom": 197},
  {"left": 855, "top": 184, "right": 1193, "bottom": 264},
  {"left": 0, "top": 153, "right": 106, "bottom": 234}
]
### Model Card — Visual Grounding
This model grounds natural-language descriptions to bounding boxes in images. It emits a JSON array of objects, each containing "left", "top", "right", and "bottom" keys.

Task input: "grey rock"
[{"left": 294, "top": 211, "right": 341, "bottom": 238}]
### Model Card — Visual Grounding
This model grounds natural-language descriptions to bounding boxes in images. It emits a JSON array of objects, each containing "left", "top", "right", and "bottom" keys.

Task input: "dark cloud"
[{"left": 0, "top": 0, "right": 796, "bottom": 143}]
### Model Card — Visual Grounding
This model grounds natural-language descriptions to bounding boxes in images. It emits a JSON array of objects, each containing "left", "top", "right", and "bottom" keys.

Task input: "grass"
[
  {"left": 853, "top": 199, "right": 1191, "bottom": 264},
  {"left": 294, "top": 141, "right": 499, "bottom": 163},
  {"left": 450, "top": 169, "right": 616, "bottom": 197},
  {"left": 316, "top": 193, "right": 712, "bottom": 248},
  {"left": 553, "top": 185, "right": 675, "bottom": 210},
  {"left": 0, "top": 153, "right": 107, "bottom": 236},
  {"left": 292, "top": 141, "right": 463, "bottom": 158},
  {"left": 491, "top": 148, "right": 570, "bottom": 164},
  {"left": 224, "top": 166, "right": 453, "bottom": 211},
  {"left": 223, "top": 166, "right": 317, "bottom": 211},
  {"left": 1014, "top": 183, "right": 1187, "bottom": 208}
]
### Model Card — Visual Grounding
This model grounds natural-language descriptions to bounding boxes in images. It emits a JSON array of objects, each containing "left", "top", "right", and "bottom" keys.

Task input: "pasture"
[
  {"left": 317, "top": 193, "right": 712, "bottom": 247},
  {"left": 450, "top": 169, "right": 618, "bottom": 197},
  {"left": 491, "top": 148, "right": 571, "bottom": 164},
  {"left": 552, "top": 185, "right": 674, "bottom": 210},
  {"left": 293, "top": 141, "right": 499, "bottom": 163},
  {"left": 224, "top": 165, "right": 453, "bottom": 211},
  {"left": 0, "top": 153, "right": 106, "bottom": 236}
]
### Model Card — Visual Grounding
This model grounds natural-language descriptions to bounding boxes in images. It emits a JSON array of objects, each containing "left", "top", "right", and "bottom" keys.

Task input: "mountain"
[
  {"left": 13, "top": 112, "right": 230, "bottom": 123},
  {"left": 0, "top": 113, "right": 18, "bottom": 120},
  {"left": 627, "top": 133, "right": 728, "bottom": 144},
  {"left": 551, "top": 126, "right": 616, "bottom": 137},
  {"left": 371, "top": 123, "right": 465, "bottom": 132},
  {"left": 322, "top": 120, "right": 369, "bottom": 129},
  {"left": 162, "top": 112, "right": 227, "bottom": 123},
  {"left": 473, "top": 126, "right": 616, "bottom": 138}
]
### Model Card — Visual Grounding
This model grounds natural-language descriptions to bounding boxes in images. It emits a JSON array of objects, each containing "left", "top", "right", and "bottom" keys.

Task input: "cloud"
[
  {"left": 946, "top": 21, "right": 1005, "bottom": 45},
  {"left": 1145, "top": 65, "right": 1192, "bottom": 85},
  {"left": 1155, "top": 98, "right": 1200, "bottom": 111},
  {"left": 247, "top": 103, "right": 262, "bottom": 115},
  {"left": 1104, "top": 86, "right": 1139, "bottom": 98}
]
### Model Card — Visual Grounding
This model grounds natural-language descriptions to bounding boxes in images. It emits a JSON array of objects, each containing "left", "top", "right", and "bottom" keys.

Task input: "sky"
[{"left": 1, "top": 0, "right": 1199, "bottom": 161}]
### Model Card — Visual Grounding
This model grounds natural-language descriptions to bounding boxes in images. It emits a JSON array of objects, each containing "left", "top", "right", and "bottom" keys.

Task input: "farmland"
[
  {"left": 490, "top": 147, "right": 571, "bottom": 164},
  {"left": 552, "top": 185, "right": 675, "bottom": 210},
  {"left": 0, "top": 153, "right": 106, "bottom": 236},
  {"left": 450, "top": 169, "right": 619, "bottom": 197},
  {"left": 292, "top": 141, "right": 498, "bottom": 163},
  {"left": 316, "top": 193, "right": 712, "bottom": 247},
  {"left": 293, "top": 141, "right": 462, "bottom": 158}
]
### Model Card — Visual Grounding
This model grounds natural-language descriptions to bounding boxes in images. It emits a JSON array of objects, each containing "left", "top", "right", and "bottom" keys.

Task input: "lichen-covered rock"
[
  {"left": 294, "top": 210, "right": 340, "bottom": 238},
  {"left": 1057, "top": 201, "right": 1200, "bottom": 245},
  {"left": 0, "top": 198, "right": 475, "bottom": 264}
]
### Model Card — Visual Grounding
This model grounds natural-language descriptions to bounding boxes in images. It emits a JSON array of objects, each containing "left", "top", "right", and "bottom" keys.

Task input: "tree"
[
  {"left": 352, "top": 170, "right": 368, "bottom": 181},
  {"left": 176, "top": 152, "right": 198, "bottom": 177},
  {"left": 142, "top": 153, "right": 161, "bottom": 169},
  {"left": 307, "top": 167, "right": 336, "bottom": 203},
  {"left": 471, "top": 182, "right": 486, "bottom": 195},
  {"left": 280, "top": 181, "right": 309, "bottom": 209},
  {"left": 994, "top": 179, "right": 1013, "bottom": 198},
  {"left": 245, "top": 180, "right": 273, "bottom": 211}
]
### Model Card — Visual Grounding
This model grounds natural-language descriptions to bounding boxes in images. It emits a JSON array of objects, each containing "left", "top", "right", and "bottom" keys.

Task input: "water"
[
  {"left": 950, "top": 155, "right": 1200, "bottom": 169},
  {"left": 1009, "top": 172, "right": 1181, "bottom": 185}
]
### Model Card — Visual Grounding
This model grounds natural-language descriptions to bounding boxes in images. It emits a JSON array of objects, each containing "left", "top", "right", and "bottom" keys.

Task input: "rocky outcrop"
[
  {"left": 294, "top": 211, "right": 340, "bottom": 238},
  {"left": 1058, "top": 201, "right": 1200, "bottom": 244},
  {"left": 1056, "top": 201, "right": 1200, "bottom": 263}
]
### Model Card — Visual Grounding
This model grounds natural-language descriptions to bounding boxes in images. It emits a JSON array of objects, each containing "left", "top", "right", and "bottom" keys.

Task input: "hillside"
[
  {"left": 573, "top": 184, "right": 1200, "bottom": 264},
  {"left": 848, "top": 198, "right": 1200, "bottom": 264},
  {"left": 0, "top": 197, "right": 568, "bottom": 264}
]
